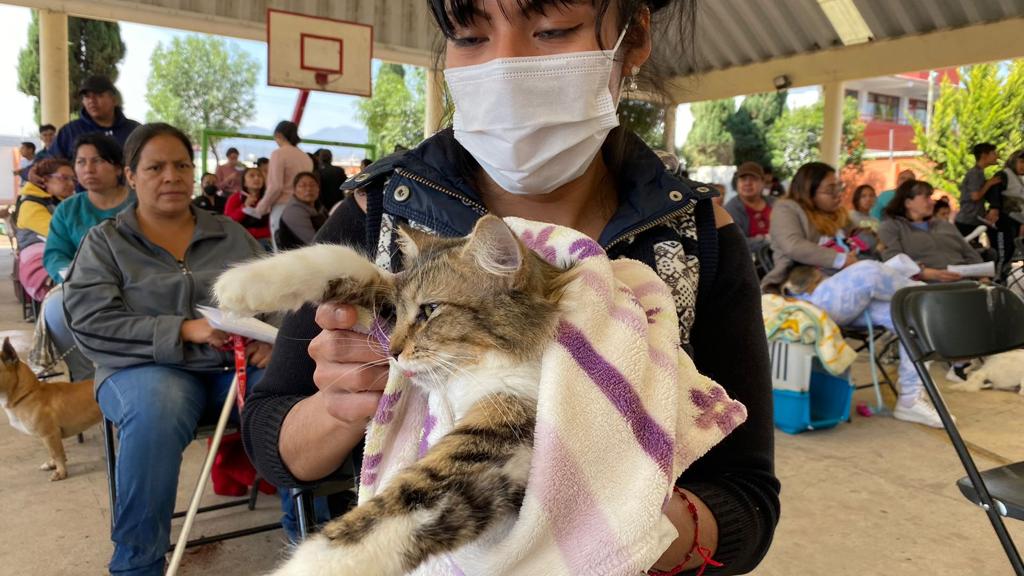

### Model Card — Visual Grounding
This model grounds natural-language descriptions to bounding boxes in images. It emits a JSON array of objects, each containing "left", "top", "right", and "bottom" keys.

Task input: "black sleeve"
[
  {"left": 678, "top": 223, "right": 780, "bottom": 575},
  {"left": 241, "top": 197, "right": 370, "bottom": 487}
]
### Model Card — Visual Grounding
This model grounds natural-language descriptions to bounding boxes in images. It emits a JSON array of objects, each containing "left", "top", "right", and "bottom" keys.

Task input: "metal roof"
[
  {"left": 654, "top": 0, "right": 1024, "bottom": 77},
  {"left": 12, "top": 0, "right": 1024, "bottom": 75}
]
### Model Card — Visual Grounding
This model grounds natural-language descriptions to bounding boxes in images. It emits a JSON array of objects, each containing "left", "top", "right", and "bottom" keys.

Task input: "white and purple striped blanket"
[{"left": 356, "top": 217, "right": 747, "bottom": 575}]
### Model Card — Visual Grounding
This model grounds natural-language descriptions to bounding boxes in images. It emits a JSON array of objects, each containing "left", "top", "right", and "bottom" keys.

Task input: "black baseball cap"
[{"left": 78, "top": 75, "right": 116, "bottom": 96}]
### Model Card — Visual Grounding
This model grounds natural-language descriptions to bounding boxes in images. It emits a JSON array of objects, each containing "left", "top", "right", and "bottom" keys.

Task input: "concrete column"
[
  {"left": 661, "top": 104, "right": 677, "bottom": 152},
  {"left": 38, "top": 10, "right": 70, "bottom": 128},
  {"left": 424, "top": 67, "right": 444, "bottom": 139},
  {"left": 820, "top": 81, "right": 844, "bottom": 168}
]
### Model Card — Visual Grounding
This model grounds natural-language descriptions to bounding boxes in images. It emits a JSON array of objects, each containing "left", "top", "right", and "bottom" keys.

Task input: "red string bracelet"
[
  {"left": 231, "top": 335, "right": 248, "bottom": 410},
  {"left": 647, "top": 487, "right": 724, "bottom": 576}
]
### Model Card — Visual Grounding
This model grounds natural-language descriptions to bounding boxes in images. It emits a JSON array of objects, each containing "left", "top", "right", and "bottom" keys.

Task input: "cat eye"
[{"left": 417, "top": 303, "right": 439, "bottom": 322}]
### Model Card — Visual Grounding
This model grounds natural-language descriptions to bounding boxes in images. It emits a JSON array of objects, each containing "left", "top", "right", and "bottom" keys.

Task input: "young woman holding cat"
[
  {"left": 762, "top": 162, "right": 944, "bottom": 429},
  {"left": 243, "top": 1, "right": 779, "bottom": 574},
  {"left": 61, "top": 123, "right": 284, "bottom": 575}
]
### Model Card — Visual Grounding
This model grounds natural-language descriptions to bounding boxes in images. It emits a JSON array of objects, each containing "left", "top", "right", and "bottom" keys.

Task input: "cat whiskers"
[{"left": 422, "top": 351, "right": 526, "bottom": 446}]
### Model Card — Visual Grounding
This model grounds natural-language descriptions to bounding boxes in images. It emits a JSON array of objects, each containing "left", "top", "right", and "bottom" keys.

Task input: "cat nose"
[{"left": 389, "top": 346, "right": 401, "bottom": 361}]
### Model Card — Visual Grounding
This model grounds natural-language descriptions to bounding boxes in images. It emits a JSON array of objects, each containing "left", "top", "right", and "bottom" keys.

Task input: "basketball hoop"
[{"left": 267, "top": 9, "right": 373, "bottom": 98}]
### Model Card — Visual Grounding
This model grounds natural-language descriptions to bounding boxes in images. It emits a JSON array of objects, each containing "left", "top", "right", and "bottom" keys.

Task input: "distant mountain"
[{"left": 205, "top": 124, "right": 371, "bottom": 168}]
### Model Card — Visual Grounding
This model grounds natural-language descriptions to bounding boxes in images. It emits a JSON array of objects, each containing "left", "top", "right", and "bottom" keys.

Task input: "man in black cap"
[{"left": 52, "top": 75, "right": 141, "bottom": 161}]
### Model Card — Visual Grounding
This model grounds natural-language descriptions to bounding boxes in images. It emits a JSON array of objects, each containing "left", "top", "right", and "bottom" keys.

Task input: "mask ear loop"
[{"left": 611, "top": 23, "right": 632, "bottom": 108}]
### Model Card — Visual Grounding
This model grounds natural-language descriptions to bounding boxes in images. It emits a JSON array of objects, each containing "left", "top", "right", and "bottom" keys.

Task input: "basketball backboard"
[{"left": 267, "top": 9, "right": 373, "bottom": 97}]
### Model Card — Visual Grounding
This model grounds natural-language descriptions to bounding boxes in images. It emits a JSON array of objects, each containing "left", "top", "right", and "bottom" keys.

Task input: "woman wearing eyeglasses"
[
  {"left": 14, "top": 158, "right": 76, "bottom": 301},
  {"left": 41, "top": 133, "right": 135, "bottom": 381},
  {"left": 762, "top": 161, "right": 942, "bottom": 428}
]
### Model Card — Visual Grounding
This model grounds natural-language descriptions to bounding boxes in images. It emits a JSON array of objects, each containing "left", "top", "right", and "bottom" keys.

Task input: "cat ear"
[
  {"left": 396, "top": 225, "right": 431, "bottom": 262},
  {"left": 463, "top": 215, "right": 522, "bottom": 276}
]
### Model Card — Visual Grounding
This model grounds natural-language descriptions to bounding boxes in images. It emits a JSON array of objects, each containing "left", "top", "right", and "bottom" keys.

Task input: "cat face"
[{"left": 387, "top": 217, "right": 567, "bottom": 383}]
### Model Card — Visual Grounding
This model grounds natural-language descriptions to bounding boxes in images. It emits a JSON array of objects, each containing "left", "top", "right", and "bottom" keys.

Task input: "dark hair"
[
  {"left": 293, "top": 171, "right": 320, "bottom": 189},
  {"left": 20, "top": 141, "right": 36, "bottom": 153},
  {"left": 274, "top": 121, "right": 301, "bottom": 146},
  {"left": 762, "top": 164, "right": 773, "bottom": 176},
  {"left": 317, "top": 148, "right": 333, "bottom": 163},
  {"left": 28, "top": 158, "right": 72, "bottom": 188},
  {"left": 122, "top": 123, "right": 194, "bottom": 172},
  {"left": 851, "top": 184, "right": 876, "bottom": 212},
  {"left": 360, "top": 158, "right": 373, "bottom": 168},
  {"left": 884, "top": 179, "right": 934, "bottom": 220},
  {"left": 1005, "top": 149, "right": 1024, "bottom": 172},
  {"left": 201, "top": 172, "right": 216, "bottom": 182},
  {"left": 426, "top": 0, "right": 696, "bottom": 187},
  {"left": 933, "top": 198, "right": 950, "bottom": 213},
  {"left": 256, "top": 157, "right": 270, "bottom": 167},
  {"left": 972, "top": 142, "right": 997, "bottom": 160},
  {"left": 226, "top": 147, "right": 239, "bottom": 156},
  {"left": 74, "top": 133, "right": 124, "bottom": 168},
  {"left": 788, "top": 162, "right": 834, "bottom": 204},
  {"left": 39, "top": 124, "right": 56, "bottom": 133},
  {"left": 242, "top": 167, "right": 265, "bottom": 196}
]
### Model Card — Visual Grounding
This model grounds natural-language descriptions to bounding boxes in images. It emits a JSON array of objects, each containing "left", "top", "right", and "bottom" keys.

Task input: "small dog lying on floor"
[
  {"left": 0, "top": 337, "right": 100, "bottom": 480},
  {"left": 949, "top": 349, "right": 1024, "bottom": 395}
]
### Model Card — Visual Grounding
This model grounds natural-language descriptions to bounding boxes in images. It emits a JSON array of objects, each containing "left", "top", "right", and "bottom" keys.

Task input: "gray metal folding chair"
[{"left": 891, "top": 282, "right": 1024, "bottom": 575}]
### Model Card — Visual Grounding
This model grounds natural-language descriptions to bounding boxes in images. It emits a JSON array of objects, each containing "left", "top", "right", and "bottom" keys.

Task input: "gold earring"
[{"left": 628, "top": 66, "right": 640, "bottom": 91}]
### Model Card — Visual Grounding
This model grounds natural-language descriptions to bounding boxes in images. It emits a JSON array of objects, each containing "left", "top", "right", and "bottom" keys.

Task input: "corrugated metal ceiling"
[{"left": 656, "top": 0, "right": 1024, "bottom": 76}]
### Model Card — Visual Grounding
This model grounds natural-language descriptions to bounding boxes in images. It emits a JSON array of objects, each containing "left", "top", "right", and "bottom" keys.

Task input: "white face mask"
[{"left": 445, "top": 27, "right": 629, "bottom": 195}]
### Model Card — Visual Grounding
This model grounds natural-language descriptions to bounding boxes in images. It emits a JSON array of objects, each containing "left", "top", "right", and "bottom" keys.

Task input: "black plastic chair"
[
  {"left": 102, "top": 419, "right": 281, "bottom": 551},
  {"left": 891, "top": 282, "right": 1024, "bottom": 575},
  {"left": 753, "top": 244, "right": 774, "bottom": 279}
]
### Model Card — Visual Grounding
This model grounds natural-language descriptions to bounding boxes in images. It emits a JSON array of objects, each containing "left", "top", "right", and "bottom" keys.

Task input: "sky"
[
  {"left": 0, "top": 3, "right": 822, "bottom": 148},
  {"left": 0, "top": 4, "right": 365, "bottom": 140}
]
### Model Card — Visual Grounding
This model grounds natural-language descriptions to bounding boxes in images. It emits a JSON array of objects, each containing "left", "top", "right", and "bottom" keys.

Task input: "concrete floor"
[{"left": 0, "top": 244, "right": 1021, "bottom": 576}]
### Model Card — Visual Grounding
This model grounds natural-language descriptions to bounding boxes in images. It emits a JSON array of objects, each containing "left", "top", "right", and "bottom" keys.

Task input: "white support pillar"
[
  {"left": 424, "top": 67, "right": 445, "bottom": 139},
  {"left": 662, "top": 104, "right": 677, "bottom": 153},
  {"left": 820, "top": 81, "right": 844, "bottom": 168},
  {"left": 38, "top": 10, "right": 70, "bottom": 129}
]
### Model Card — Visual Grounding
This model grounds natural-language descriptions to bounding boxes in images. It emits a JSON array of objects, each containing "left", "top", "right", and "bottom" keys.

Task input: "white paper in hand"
[
  {"left": 947, "top": 262, "right": 995, "bottom": 278},
  {"left": 884, "top": 254, "right": 921, "bottom": 278},
  {"left": 197, "top": 305, "right": 278, "bottom": 344}
]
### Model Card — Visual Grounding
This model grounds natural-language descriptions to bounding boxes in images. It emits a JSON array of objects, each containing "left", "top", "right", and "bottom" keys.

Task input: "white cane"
[
  {"left": 165, "top": 371, "right": 237, "bottom": 576},
  {"left": 167, "top": 333, "right": 252, "bottom": 576}
]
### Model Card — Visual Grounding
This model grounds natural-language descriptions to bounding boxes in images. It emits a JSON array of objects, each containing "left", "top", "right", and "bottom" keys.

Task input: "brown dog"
[{"left": 0, "top": 337, "right": 101, "bottom": 480}]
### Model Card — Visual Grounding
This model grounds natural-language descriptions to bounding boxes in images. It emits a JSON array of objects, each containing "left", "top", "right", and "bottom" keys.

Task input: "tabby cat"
[{"left": 214, "top": 215, "right": 572, "bottom": 576}]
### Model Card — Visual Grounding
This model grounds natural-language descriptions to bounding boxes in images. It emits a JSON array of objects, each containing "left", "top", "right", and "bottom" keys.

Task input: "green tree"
[
  {"left": 618, "top": 99, "right": 665, "bottom": 149},
  {"left": 357, "top": 64, "right": 426, "bottom": 155},
  {"left": 682, "top": 99, "right": 735, "bottom": 167},
  {"left": 727, "top": 91, "right": 787, "bottom": 167},
  {"left": 912, "top": 62, "right": 1024, "bottom": 193},
  {"left": 145, "top": 35, "right": 258, "bottom": 160},
  {"left": 17, "top": 13, "right": 126, "bottom": 121},
  {"left": 767, "top": 97, "right": 865, "bottom": 179}
]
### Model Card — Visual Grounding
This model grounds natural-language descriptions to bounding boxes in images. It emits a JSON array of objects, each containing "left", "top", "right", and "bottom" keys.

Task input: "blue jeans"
[
  {"left": 97, "top": 364, "right": 329, "bottom": 575},
  {"left": 42, "top": 285, "right": 95, "bottom": 380},
  {"left": 802, "top": 260, "right": 924, "bottom": 399}
]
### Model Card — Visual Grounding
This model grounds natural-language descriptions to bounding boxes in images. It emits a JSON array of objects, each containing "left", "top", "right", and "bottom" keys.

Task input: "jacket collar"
[
  {"left": 77, "top": 106, "right": 130, "bottom": 131},
  {"left": 348, "top": 128, "right": 713, "bottom": 246},
  {"left": 116, "top": 203, "right": 229, "bottom": 250},
  {"left": 20, "top": 182, "right": 52, "bottom": 199}
]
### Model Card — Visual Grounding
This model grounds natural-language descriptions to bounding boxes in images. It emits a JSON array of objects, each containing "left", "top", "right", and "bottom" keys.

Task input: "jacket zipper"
[
  {"left": 604, "top": 205, "right": 693, "bottom": 251},
  {"left": 394, "top": 168, "right": 489, "bottom": 215},
  {"left": 178, "top": 259, "right": 195, "bottom": 316},
  {"left": 395, "top": 168, "right": 692, "bottom": 251}
]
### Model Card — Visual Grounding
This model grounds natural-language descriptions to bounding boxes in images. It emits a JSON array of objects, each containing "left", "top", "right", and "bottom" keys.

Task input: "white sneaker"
[{"left": 894, "top": 393, "right": 948, "bottom": 428}]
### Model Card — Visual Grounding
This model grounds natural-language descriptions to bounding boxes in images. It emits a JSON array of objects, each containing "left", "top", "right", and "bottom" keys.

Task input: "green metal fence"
[{"left": 200, "top": 129, "right": 376, "bottom": 175}]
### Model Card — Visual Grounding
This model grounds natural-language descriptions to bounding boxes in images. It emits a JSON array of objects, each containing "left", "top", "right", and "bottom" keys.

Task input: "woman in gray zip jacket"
[{"left": 62, "top": 123, "right": 277, "bottom": 576}]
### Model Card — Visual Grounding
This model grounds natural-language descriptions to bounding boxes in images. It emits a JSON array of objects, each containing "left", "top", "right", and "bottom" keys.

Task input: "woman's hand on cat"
[
  {"left": 308, "top": 302, "right": 389, "bottom": 424},
  {"left": 246, "top": 341, "right": 273, "bottom": 368},
  {"left": 180, "top": 318, "right": 229, "bottom": 348}
]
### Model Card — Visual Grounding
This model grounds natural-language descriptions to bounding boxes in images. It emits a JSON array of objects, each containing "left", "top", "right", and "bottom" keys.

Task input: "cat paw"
[
  {"left": 39, "top": 460, "right": 56, "bottom": 471},
  {"left": 49, "top": 468, "right": 67, "bottom": 481}
]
